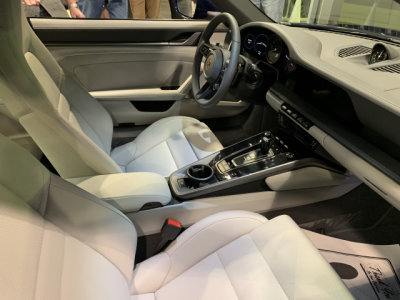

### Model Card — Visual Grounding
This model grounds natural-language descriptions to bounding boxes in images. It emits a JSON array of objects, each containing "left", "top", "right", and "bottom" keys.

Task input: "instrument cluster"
[
  {"left": 244, "top": 32, "right": 283, "bottom": 64},
  {"left": 241, "top": 27, "right": 296, "bottom": 75}
]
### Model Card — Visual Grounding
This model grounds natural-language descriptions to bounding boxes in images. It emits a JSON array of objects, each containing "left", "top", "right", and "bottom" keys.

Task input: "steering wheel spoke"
[
  {"left": 199, "top": 42, "right": 214, "bottom": 57},
  {"left": 196, "top": 82, "right": 215, "bottom": 100}
]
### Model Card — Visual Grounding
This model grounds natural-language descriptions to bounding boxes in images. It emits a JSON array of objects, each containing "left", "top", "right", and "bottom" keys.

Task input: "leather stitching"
[
  {"left": 31, "top": 217, "right": 46, "bottom": 300},
  {"left": 249, "top": 233, "right": 290, "bottom": 300},
  {"left": 215, "top": 251, "right": 240, "bottom": 300},
  {"left": 126, "top": 140, "right": 176, "bottom": 170},
  {"left": 58, "top": 230, "right": 66, "bottom": 300},
  {"left": 39, "top": 169, "right": 50, "bottom": 216},
  {"left": 168, "top": 216, "right": 265, "bottom": 256},
  {"left": 164, "top": 140, "right": 178, "bottom": 169},
  {"left": 160, "top": 216, "right": 266, "bottom": 286},
  {"left": 132, "top": 116, "right": 198, "bottom": 157},
  {"left": 181, "top": 128, "right": 200, "bottom": 160}
]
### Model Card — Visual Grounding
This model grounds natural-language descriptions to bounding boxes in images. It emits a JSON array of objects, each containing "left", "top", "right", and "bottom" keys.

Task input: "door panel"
[
  {"left": 50, "top": 46, "right": 195, "bottom": 91},
  {"left": 31, "top": 19, "right": 249, "bottom": 127}
]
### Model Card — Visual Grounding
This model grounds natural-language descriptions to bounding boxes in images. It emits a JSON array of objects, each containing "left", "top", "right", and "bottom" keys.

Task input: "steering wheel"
[{"left": 192, "top": 13, "right": 240, "bottom": 108}]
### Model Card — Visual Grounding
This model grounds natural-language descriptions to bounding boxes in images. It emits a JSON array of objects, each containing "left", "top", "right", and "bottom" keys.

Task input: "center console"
[{"left": 170, "top": 121, "right": 341, "bottom": 200}]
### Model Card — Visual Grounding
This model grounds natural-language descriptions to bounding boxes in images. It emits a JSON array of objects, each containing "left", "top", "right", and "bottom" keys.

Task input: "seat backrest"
[
  {"left": 0, "top": 133, "right": 136, "bottom": 299},
  {"left": 0, "top": 0, "right": 122, "bottom": 178}
]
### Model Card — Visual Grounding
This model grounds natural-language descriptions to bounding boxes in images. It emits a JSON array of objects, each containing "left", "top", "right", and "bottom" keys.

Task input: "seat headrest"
[
  {"left": 0, "top": 0, "right": 22, "bottom": 31},
  {"left": 0, "top": 0, "right": 28, "bottom": 60}
]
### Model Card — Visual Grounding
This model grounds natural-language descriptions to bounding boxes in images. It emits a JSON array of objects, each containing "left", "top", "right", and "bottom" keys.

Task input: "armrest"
[
  {"left": 90, "top": 76, "right": 193, "bottom": 102},
  {"left": 68, "top": 172, "right": 171, "bottom": 212}
]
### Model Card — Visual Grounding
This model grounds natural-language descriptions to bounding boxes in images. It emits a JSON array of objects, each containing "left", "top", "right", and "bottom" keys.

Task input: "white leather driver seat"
[
  {"left": 0, "top": 0, "right": 222, "bottom": 179},
  {"left": 0, "top": 134, "right": 353, "bottom": 300}
]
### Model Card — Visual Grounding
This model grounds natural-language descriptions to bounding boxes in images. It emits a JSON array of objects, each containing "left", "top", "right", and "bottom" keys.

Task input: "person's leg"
[
  {"left": 101, "top": 6, "right": 110, "bottom": 18},
  {"left": 129, "top": 0, "right": 146, "bottom": 18},
  {"left": 145, "top": 0, "right": 160, "bottom": 18},
  {"left": 107, "top": 0, "right": 128, "bottom": 18},
  {"left": 78, "top": 0, "right": 104, "bottom": 18}
]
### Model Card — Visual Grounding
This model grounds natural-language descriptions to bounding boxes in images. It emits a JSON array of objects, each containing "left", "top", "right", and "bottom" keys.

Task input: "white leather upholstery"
[
  {"left": 0, "top": 134, "right": 136, "bottom": 299},
  {"left": 111, "top": 116, "right": 223, "bottom": 176},
  {"left": 131, "top": 211, "right": 354, "bottom": 300},
  {"left": 0, "top": 134, "right": 353, "bottom": 300},
  {"left": 0, "top": 0, "right": 223, "bottom": 179},
  {"left": 68, "top": 172, "right": 172, "bottom": 212}
]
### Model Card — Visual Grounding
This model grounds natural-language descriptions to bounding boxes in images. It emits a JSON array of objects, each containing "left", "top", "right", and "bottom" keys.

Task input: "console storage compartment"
[{"left": 68, "top": 173, "right": 171, "bottom": 212}]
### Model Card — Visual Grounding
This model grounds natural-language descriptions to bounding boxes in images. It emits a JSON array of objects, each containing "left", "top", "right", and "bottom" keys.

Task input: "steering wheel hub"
[{"left": 204, "top": 50, "right": 223, "bottom": 83}]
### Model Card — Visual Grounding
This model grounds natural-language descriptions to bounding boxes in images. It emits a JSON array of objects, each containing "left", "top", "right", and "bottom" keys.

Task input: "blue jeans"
[{"left": 79, "top": 0, "right": 128, "bottom": 19}]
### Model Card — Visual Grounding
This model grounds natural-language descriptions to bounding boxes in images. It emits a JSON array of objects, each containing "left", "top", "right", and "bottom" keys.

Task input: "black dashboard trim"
[{"left": 270, "top": 82, "right": 400, "bottom": 184}]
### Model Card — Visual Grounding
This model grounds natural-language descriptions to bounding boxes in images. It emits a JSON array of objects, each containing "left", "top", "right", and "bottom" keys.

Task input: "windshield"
[{"left": 250, "top": 0, "right": 400, "bottom": 40}]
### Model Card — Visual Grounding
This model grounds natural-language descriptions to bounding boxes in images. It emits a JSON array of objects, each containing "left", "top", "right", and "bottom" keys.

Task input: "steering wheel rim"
[{"left": 192, "top": 13, "right": 240, "bottom": 108}]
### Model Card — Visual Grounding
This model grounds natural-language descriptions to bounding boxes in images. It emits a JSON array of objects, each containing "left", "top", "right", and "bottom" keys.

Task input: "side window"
[
  {"left": 22, "top": 0, "right": 219, "bottom": 20},
  {"left": 174, "top": 0, "right": 220, "bottom": 19}
]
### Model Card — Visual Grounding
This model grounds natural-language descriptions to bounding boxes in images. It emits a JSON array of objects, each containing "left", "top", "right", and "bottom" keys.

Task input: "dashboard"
[{"left": 238, "top": 22, "right": 400, "bottom": 209}]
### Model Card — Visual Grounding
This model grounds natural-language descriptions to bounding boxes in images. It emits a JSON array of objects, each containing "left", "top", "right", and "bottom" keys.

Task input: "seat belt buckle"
[
  {"left": 161, "top": 218, "right": 182, "bottom": 241},
  {"left": 155, "top": 218, "right": 182, "bottom": 253}
]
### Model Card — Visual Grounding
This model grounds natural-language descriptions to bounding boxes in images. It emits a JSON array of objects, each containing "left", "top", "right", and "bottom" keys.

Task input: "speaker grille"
[
  {"left": 371, "top": 64, "right": 400, "bottom": 74},
  {"left": 338, "top": 46, "right": 371, "bottom": 58}
]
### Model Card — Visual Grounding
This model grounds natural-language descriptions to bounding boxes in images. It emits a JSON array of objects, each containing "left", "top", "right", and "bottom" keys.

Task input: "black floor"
[{"left": 264, "top": 184, "right": 400, "bottom": 245}]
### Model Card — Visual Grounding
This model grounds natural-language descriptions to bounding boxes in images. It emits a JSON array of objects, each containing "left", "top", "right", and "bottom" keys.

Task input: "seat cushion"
[
  {"left": 111, "top": 116, "right": 223, "bottom": 177},
  {"left": 131, "top": 211, "right": 353, "bottom": 300}
]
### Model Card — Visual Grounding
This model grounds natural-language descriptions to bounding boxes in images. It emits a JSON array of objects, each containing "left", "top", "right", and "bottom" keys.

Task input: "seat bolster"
[
  {"left": 132, "top": 210, "right": 267, "bottom": 294},
  {"left": 165, "top": 210, "right": 267, "bottom": 255},
  {"left": 45, "top": 174, "right": 137, "bottom": 283},
  {"left": 133, "top": 116, "right": 222, "bottom": 159},
  {"left": 20, "top": 112, "right": 122, "bottom": 178},
  {"left": 113, "top": 116, "right": 223, "bottom": 176},
  {"left": 132, "top": 116, "right": 199, "bottom": 158},
  {"left": 111, "top": 141, "right": 137, "bottom": 171},
  {"left": 131, "top": 252, "right": 171, "bottom": 294},
  {"left": 250, "top": 215, "right": 354, "bottom": 299},
  {"left": 182, "top": 122, "right": 223, "bottom": 159}
]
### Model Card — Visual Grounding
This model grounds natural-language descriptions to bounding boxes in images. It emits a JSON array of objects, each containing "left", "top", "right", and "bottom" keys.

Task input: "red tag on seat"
[{"left": 167, "top": 219, "right": 182, "bottom": 228}]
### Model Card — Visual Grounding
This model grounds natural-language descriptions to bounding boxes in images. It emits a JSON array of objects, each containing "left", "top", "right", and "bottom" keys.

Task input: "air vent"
[
  {"left": 338, "top": 46, "right": 371, "bottom": 58},
  {"left": 371, "top": 64, "right": 400, "bottom": 74}
]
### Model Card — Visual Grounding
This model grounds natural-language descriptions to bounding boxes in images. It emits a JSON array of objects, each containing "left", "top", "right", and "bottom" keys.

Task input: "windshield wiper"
[{"left": 284, "top": 23, "right": 400, "bottom": 45}]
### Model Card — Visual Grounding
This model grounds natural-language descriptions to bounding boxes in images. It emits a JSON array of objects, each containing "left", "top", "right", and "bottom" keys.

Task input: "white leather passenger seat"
[
  {"left": 0, "top": 0, "right": 223, "bottom": 179},
  {"left": 0, "top": 134, "right": 353, "bottom": 300}
]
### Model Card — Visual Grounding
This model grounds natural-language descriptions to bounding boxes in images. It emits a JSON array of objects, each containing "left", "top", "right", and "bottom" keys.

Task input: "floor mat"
[{"left": 305, "top": 230, "right": 400, "bottom": 300}]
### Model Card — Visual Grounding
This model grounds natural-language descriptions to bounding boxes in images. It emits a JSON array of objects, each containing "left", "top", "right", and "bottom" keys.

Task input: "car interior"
[{"left": 1, "top": 0, "right": 400, "bottom": 299}]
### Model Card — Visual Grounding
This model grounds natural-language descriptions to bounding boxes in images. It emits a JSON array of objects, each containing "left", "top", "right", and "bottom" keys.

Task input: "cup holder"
[{"left": 186, "top": 164, "right": 214, "bottom": 187}]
